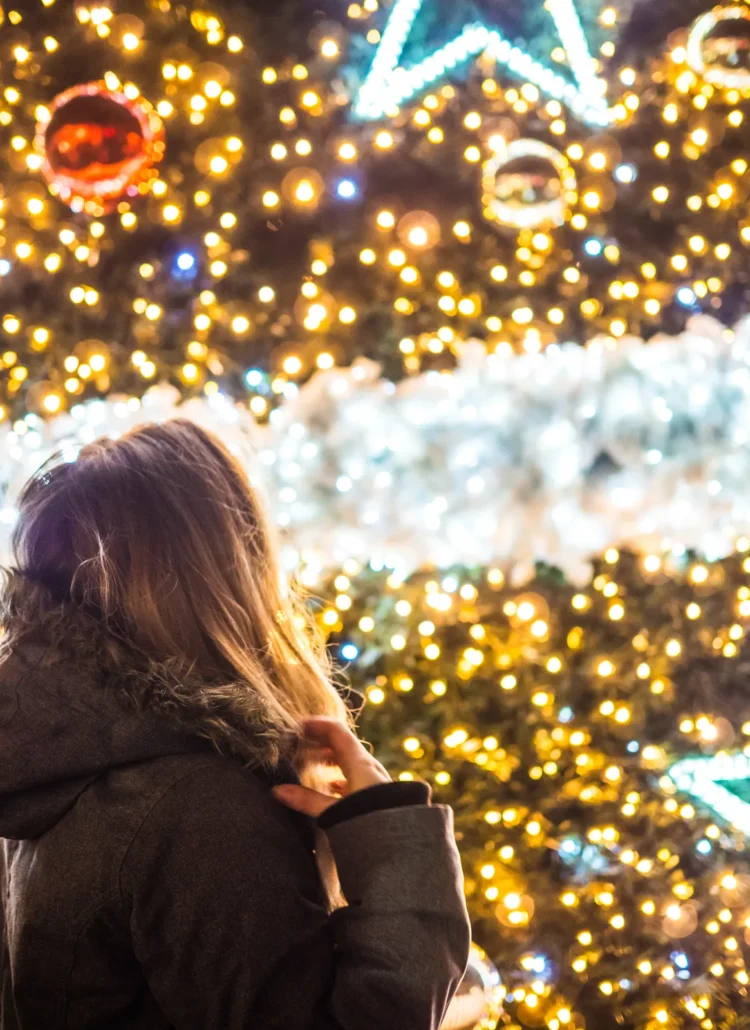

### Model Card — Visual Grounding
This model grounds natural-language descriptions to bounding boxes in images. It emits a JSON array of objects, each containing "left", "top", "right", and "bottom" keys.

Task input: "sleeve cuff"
[{"left": 317, "top": 780, "right": 431, "bottom": 830}]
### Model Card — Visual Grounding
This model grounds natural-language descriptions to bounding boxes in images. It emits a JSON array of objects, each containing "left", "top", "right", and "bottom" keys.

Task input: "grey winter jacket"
[{"left": 0, "top": 636, "right": 471, "bottom": 1029}]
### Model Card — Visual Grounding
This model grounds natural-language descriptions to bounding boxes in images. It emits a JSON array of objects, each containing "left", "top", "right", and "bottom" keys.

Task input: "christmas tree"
[{"left": 4, "top": 0, "right": 750, "bottom": 1027}]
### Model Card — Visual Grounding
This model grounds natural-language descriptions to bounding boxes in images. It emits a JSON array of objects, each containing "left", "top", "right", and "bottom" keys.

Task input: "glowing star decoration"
[
  {"left": 687, "top": 5, "right": 750, "bottom": 90},
  {"left": 36, "top": 82, "right": 165, "bottom": 213},
  {"left": 482, "top": 139, "right": 577, "bottom": 230},
  {"left": 353, "top": 0, "right": 610, "bottom": 125},
  {"left": 669, "top": 753, "right": 750, "bottom": 838}
]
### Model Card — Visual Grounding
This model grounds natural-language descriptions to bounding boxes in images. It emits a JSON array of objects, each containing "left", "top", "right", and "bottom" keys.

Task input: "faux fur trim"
[{"left": 0, "top": 570, "right": 294, "bottom": 770}]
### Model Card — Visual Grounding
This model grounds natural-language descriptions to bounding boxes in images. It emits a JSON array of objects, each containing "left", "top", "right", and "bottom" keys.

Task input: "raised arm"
[{"left": 120, "top": 754, "right": 470, "bottom": 1030}]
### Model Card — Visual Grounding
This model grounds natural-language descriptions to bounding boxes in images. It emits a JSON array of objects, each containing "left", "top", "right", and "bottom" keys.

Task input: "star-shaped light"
[
  {"left": 353, "top": 0, "right": 611, "bottom": 124},
  {"left": 670, "top": 753, "right": 750, "bottom": 838}
]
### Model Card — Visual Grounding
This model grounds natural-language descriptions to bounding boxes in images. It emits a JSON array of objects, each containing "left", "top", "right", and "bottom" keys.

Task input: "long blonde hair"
[{"left": 1, "top": 419, "right": 354, "bottom": 775}]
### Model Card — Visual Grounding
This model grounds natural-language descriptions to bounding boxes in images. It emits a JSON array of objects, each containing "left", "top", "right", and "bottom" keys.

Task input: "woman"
[{"left": 0, "top": 420, "right": 470, "bottom": 1029}]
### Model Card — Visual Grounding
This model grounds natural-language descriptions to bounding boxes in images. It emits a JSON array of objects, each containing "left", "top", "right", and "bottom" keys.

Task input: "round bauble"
[
  {"left": 687, "top": 5, "right": 750, "bottom": 90},
  {"left": 36, "top": 81, "right": 164, "bottom": 213},
  {"left": 482, "top": 139, "right": 576, "bottom": 230},
  {"left": 441, "top": 945, "right": 503, "bottom": 1029}
]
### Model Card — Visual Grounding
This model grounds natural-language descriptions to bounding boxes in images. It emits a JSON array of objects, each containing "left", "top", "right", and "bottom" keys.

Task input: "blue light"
[
  {"left": 531, "top": 956, "right": 547, "bottom": 974},
  {"left": 337, "top": 179, "right": 357, "bottom": 199},
  {"left": 677, "top": 286, "right": 697, "bottom": 306},
  {"left": 672, "top": 952, "right": 689, "bottom": 969},
  {"left": 614, "top": 163, "right": 637, "bottom": 184},
  {"left": 696, "top": 838, "right": 712, "bottom": 854},
  {"left": 0, "top": 260, "right": 10, "bottom": 276},
  {"left": 558, "top": 706, "right": 574, "bottom": 723},
  {"left": 245, "top": 369, "right": 264, "bottom": 388},
  {"left": 583, "top": 238, "right": 603, "bottom": 257},
  {"left": 627, "top": 740, "right": 640, "bottom": 753},
  {"left": 560, "top": 837, "right": 580, "bottom": 856},
  {"left": 174, "top": 251, "right": 198, "bottom": 279},
  {"left": 340, "top": 643, "right": 359, "bottom": 661}
]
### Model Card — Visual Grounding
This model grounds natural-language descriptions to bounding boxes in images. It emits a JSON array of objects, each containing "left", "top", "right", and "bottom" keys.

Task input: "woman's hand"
[{"left": 272, "top": 716, "right": 391, "bottom": 818}]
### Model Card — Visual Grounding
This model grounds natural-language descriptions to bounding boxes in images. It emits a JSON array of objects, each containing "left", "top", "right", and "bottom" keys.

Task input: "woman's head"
[{"left": 2, "top": 419, "right": 352, "bottom": 766}]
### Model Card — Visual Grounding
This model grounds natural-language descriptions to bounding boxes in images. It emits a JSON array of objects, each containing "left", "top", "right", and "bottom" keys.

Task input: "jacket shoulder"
[{"left": 96, "top": 752, "right": 276, "bottom": 844}]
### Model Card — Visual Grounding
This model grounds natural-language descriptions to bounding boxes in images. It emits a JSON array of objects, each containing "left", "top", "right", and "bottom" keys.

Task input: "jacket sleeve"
[{"left": 119, "top": 761, "right": 471, "bottom": 1030}]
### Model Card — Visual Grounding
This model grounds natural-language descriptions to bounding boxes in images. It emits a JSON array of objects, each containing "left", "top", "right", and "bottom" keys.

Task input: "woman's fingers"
[
  {"left": 301, "top": 717, "right": 368, "bottom": 781},
  {"left": 272, "top": 783, "right": 338, "bottom": 818}
]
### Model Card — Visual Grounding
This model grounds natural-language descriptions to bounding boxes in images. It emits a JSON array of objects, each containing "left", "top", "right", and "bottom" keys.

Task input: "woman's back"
[
  {"left": 0, "top": 420, "right": 470, "bottom": 1029},
  {"left": 1, "top": 638, "right": 332, "bottom": 1029}
]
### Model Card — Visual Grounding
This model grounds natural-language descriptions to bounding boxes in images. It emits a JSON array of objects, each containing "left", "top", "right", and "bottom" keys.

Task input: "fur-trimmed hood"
[{"left": 0, "top": 582, "right": 299, "bottom": 839}]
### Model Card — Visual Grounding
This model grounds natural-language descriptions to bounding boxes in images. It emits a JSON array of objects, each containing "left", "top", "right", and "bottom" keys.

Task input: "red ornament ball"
[{"left": 36, "top": 81, "right": 165, "bottom": 213}]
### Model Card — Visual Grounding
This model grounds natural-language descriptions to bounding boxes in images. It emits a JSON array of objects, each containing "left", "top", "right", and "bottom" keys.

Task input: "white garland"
[{"left": 3, "top": 314, "right": 750, "bottom": 583}]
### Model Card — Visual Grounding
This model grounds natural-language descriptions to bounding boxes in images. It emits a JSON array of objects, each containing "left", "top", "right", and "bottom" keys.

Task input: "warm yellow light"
[
  {"left": 359, "top": 248, "right": 376, "bottom": 265},
  {"left": 295, "top": 180, "right": 316, "bottom": 203},
  {"left": 375, "top": 130, "right": 394, "bottom": 149},
  {"left": 210, "top": 155, "right": 228, "bottom": 175},
  {"left": 122, "top": 32, "right": 139, "bottom": 51},
  {"left": 582, "top": 190, "right": 600, "bottom": 209},
  {"left": 339, "top": 306, "right": 356, "bottom": 324},
  {"left": 321, "top": 38, "right": 339, "bottom": 58},
  {"left": 652, "top": 186, "right": 669, "bottom": 203},
  {"left": 283, "top": 355, "right": 303, "bottom": 375},
  {"left": 231, "top": 315, "right": 250, "bottom": 334},
  {"left": 258, "top": 286, "right": 275, "bottom": 303},
  {"left": 262, "top": 190, "right": 280, "bottom": 208},
  {"left": 163, "top": 204, "right": 180, "bottom": 223}
]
